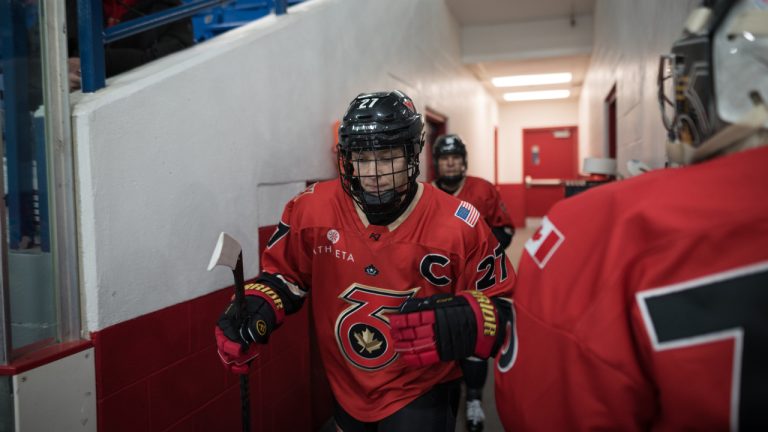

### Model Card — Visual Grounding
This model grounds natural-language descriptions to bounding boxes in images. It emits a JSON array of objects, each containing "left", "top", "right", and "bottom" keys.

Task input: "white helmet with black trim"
[{"left": 658, "top": 0, "right": 768, "bottom": 164}]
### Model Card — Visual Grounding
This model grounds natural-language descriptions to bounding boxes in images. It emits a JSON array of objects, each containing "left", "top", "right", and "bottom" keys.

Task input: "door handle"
[{"left": 525, "top": 175, "right": 563, "bottom": 188}]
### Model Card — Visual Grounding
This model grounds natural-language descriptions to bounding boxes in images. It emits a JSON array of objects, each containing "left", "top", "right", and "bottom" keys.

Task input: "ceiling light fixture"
[
  {"left": 503, "top": 89, "right": 571, "bottom": 102},
  {"left": 492, "top": 73, "right": 573, "bottom": 88}
]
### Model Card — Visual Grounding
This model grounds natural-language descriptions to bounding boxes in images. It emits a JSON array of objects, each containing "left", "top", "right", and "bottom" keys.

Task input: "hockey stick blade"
[
  {"left": 207, "top": 232, "right": 246, "bottom": 321},
  {"left": 208, "top": 232, "right": 242, "bottom": 271}
]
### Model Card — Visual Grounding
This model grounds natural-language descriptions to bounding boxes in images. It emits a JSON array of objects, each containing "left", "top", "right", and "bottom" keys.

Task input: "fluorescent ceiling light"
[
  {"left": 503, "top": 89, "right": 571, "bottom": 102},
  {"left": 492, "top": 73, "right": 572, "bottom": 88}
]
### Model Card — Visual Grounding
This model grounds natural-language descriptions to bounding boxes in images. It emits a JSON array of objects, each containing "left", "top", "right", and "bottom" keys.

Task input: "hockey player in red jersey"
[
  {"left": 391, "top": 0, "right": 768, "bottom": 430},
  {"left": 215, "top": 90, "right": 515, "bottom": 431},
  {"left": 432, "top": 134, "right": 515, "bottom": 432},
  {"left": 433, "top": 134, "right": 515, "bottom": 251},
  {"left": 489, "top": 0, "right": 768, "bottom": 430}
]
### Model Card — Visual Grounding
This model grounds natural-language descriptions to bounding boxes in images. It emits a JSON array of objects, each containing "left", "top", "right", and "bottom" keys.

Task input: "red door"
[
  {"left": 523, "top": 126, "right": 578, "bottom": 217},
  {"left": 424, "top": 109, "right": 447, "bottom": 182}
]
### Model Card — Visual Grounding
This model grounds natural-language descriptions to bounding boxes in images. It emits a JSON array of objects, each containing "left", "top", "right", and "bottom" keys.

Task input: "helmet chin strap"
[{"left": 668, "top": 102, "right": 768, "bottom": 165}]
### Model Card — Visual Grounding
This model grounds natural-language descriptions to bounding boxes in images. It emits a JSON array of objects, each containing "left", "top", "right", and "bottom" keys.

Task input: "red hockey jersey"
[
  {"left": 494, "top": 146, "right": 768, "bottom": 431},
  {"left": 262, "top": 181, "right": 515, "bottom": 422},
  {"left": 434, "top": 176, "right": 513, "bottom": 229}
]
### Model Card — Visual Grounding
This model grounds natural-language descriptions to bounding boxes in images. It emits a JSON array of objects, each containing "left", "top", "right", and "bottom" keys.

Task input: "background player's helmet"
[
  {"left": 433, "top": 134, "right": 468, "bottom": 187},
  {"left": 337, "top": 90, "right": 424, "bottom": 219},
  {"left": 658, "top": 0, "right": 768, "bottom": 164}
]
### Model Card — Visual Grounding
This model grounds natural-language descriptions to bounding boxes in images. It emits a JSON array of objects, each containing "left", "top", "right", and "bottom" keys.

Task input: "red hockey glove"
[
  {"left": 389, "top": 291, "right": 504, "bottom": 368},
  {"left": 215, "top": 326, "right": 260, "bottom": 374},
  {"left": 215, "top": 282, "right": 286, "bottom": 374}
]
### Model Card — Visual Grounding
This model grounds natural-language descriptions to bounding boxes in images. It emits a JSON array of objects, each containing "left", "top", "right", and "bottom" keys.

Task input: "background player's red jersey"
[
  {"left": 435, "top": 176, "right": 512, "bottom": 229},
  {"left": 494, "top": 146, "right": 768, "bottom": 431},
  {"left": 262, "top": 181, "right": 515, "bottom": 422}
]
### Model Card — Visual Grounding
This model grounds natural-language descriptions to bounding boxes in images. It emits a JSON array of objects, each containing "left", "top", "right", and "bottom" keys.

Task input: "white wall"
[
  {"left": 14, "top": 349, "right": 96, "bottom": 431},
  {"left": 497, "top": 99, "right": 579, "bottom": 184},
  {"left": 579, "top": 0, "right": 698, "bottom": 176},
  {"left": 72, "top": 0, "right": 498, "bottom": 331}
]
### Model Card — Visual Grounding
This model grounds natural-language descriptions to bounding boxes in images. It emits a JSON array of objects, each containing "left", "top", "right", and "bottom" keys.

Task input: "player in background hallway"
[
  {"left": 431, "top": 134, "right": 515, "bottom": 432},
  {"left": 391, "top": 0, "right": 768, "bottom": 429},
  {"left": 215, "top": 90, "right": 515, "bottom": 431},
  {"left": 432, "top": 134, "right": 515, "bottom": 251}
]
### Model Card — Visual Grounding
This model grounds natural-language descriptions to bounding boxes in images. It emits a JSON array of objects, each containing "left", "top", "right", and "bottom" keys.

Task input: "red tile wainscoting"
[{"left": 93, "top": 223, "right": 334, "bottom": 432}]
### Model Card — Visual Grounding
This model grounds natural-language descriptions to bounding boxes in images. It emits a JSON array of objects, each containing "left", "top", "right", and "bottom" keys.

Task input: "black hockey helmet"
[
  {"left": 433, "top": 134, "right": 467, "bottom": 187},
  {"left": 337, "top": 90, "right": 424, "bottom": 220},
  {"left": 658, "top": 0, "right": 768, "bottom": 164}
]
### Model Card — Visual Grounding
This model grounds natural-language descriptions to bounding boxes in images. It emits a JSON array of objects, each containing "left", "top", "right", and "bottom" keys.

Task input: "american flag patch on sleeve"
[{"left": 455, "top": 201, "right": 480, "bottom": 227}]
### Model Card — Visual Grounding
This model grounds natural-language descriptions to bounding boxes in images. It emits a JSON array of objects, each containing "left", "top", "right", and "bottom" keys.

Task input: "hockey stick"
[{"left": 208, "top": 232, "right": 250, "bottom": 432}]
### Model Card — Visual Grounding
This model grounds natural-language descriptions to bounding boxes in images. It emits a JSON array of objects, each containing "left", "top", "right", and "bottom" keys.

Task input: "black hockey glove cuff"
[
  {"left": 255, "top": 272, "right": 306, "bottom": 314},
  {"left": 491, "top": 226, "right": 514, "bottom": 250},
  {"left": 390, "top": 291, "right": 507, "bottom": 367}
]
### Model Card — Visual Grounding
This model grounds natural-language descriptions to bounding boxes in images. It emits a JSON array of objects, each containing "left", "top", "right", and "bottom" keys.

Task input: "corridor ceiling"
[{"left": 446, "top": 0, "right": 596, "bottom": 102}]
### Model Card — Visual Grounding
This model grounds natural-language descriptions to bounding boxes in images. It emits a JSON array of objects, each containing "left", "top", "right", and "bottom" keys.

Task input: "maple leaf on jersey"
[{"left": 354, "top": 328, "right": 383, "bottom": 354}]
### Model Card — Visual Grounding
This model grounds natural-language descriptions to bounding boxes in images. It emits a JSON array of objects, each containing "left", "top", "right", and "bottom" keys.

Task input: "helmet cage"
[
  {"left": 337, "top": 91, "right": 425, "bottom": 218},
  {"left": 337, "top": 136, "right": 422, "bottom": 217},
  {"left": 657, "top": 35, "right": 718, "bottom": 147}
]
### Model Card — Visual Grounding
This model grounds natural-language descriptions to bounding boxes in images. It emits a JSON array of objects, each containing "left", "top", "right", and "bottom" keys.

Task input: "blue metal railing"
[
  {"left": 185, "top": 0, "right": 306, "bottom": 42},
  {"left": 78, "top": 0, "right": 290, "bottom": 92},
  {"left": 105, "top": 1, "right": 240, "bottom": 43},
  {"left": 77, "top": 0, "right": 106, "bottom": 92}
]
